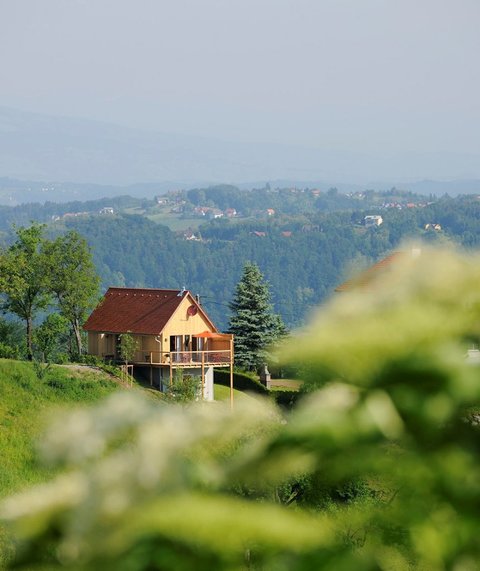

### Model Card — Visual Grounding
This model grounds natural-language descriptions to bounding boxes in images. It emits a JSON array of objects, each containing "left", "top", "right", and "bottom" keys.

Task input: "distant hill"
[
  {"left": 1, "top": 173, "right": 480, "bottom": 206},
  {"left": 1, "top": 106, "right": 480, "bottom": 190},
  {"left": 0, "top": 176, "right": 179, "bottom": 205},
  {"left": 397, "top": 179, "right": 480, "bottom": 196}
]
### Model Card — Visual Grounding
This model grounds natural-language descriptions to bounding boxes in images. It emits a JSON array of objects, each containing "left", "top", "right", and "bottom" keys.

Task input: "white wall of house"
[{"left": 204, "top": 366, "right": 214, "bottom": 401}]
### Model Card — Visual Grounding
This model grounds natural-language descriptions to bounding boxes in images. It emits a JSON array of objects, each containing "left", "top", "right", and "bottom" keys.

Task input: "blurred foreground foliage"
[{"left": 3, "top": 247, "right": 480, "bottom": 570}]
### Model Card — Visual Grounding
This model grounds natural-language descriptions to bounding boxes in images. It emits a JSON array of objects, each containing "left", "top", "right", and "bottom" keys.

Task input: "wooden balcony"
[{"left": 132, "top": 349, "right": 233, "bottom": 367}]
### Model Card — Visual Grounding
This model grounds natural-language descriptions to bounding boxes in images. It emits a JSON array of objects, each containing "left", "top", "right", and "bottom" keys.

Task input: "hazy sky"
[{"left": 1, "top": 0, "right": 479, "bottom": 155}]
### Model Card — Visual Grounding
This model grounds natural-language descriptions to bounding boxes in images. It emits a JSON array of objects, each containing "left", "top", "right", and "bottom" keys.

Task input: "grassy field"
[
  {"left": 213, "top": 383, "right": 259, "bottom": 403},
  {"left": 146, "top": 213, "right": 202, "bottom": 231},
  {"left": 0, "top": 361, "right": 259, "bottom": 565},
  {"left": 0, "top": 363, "right": 258, "bottom": 492},
  {"left": 0, "top": 360, "right": 126, "bottom": 566},
  {"left": 0, "top": 360, "right": 122, "bottom": 497},
  {"left": 268, "top": 379, "right": 302, "bottom": 390}
]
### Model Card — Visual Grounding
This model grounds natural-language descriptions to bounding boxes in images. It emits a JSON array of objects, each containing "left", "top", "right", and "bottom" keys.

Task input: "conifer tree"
[{"left": 228, "top": 262, "right": 286, "bottom": 371}]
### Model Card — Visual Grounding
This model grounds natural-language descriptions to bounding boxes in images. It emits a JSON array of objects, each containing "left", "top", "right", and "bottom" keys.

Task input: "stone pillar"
[{"left": 260, "top": 364, "right": 271, "bottom": 389}]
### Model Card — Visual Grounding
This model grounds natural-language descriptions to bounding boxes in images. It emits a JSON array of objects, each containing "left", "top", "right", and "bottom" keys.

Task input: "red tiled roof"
[
  {"left": 83, "top": 288, "right": 197, "bottom": 335},
  {"left": 335, "top": 251, "right": 406, "bottom": 292}
]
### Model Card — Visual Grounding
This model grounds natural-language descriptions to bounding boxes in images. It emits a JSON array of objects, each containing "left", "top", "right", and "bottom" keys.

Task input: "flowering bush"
[{"left": 3, "top": 247, "right": 480, "bottom": 570}]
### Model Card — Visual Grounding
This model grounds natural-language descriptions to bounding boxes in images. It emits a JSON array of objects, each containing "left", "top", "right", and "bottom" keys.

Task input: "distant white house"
[
  {"left": 100, "top": 207, "right": 114, "bottom": 215},
  {"left": 364, "top": 215, "right": 383, "bottom": 227},
  {"left": 183, "top": 230, "right": 201, "bottom": 241}
]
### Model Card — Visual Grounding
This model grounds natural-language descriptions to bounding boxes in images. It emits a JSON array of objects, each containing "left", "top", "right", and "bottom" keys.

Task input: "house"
[
  {"left": 183, "top": 230, "right": 201, "bottom": 241},
  {"left": 83, "top": 287, "right": 233, "bottom": 400},
  {"left": 99, "top": 207, "right": 114, "bottom": 215},
  {"left": 335, "top": 249, "right": 480, "bottom": 364},
  {"left": 335, "top": 249, "right": 421, "bottom": 292},
  {"left": 266, "top": 208, "right": 275, "bottom": 216},
  {"left": 364, "top": 215, "right": 383, "bottom": 227}
]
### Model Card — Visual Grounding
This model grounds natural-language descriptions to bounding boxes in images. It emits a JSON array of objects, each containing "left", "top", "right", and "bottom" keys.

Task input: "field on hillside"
[
  {"left": 0, "top": 359, "right": 264, "bottom": 567},
  {"left": 0, "top": 360, "right": 124, "bottom": 566},
  {"left": 0, "top": 360, "right": 122, "bottom": 497},
  {"left": 213, "top": 383, "right": 258, "bottom": 403},
  {"left": 0, "top": 361, "right": 255, "bottom": 499}
]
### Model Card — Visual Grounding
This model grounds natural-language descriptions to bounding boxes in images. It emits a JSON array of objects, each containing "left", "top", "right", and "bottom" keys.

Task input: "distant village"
[{"left": 45, "top": 185, "right": 444, "bottom": 243}]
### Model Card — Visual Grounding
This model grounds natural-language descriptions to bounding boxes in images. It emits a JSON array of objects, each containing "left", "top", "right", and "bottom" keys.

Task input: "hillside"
[
  {"left": 0, "top": 360, "right": 124, "bottom": 497},
  {"left": 0, "top": 360, "right": 252, "bottom": 497},
  {"left": 63, "top": 193, "right": 480, "bottom": 329},
  {"left": 2, "top": 189, "right": 480, "bottom": 330}
]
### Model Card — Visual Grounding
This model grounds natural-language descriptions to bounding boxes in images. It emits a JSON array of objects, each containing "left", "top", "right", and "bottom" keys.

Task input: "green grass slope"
[
  {"left": 0, "top": 360, "right": 121, "bottom": 497},
  {"left": 0, "top": 360, "right": 125, "bottom": 566},
  {"left": 213, "top": 383, "right": 258, "bottom": 403}
]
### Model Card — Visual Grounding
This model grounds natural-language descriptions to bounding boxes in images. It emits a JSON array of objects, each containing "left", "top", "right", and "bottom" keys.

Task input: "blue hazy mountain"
[{"left": 1, "top": 106, "right": 480, "bottom": 192}]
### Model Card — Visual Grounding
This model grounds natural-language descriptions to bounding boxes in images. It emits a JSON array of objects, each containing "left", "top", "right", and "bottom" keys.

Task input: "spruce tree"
[{"left": 228, "top": 262, "right": 286, "bottom": 371}]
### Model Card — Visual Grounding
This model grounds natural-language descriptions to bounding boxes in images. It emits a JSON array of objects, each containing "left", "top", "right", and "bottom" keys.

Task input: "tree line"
[
  {"left": 0, "top": 222, "right": 284, "bottom": 374},
  {"left": 1, "top": 192, "right": 480, "bottom": 359},
  {"left": 0, "top": 224, "right": 99, "bottom": 361}
]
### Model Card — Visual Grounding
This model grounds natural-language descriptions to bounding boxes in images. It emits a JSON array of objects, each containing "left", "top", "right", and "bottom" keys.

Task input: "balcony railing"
[{"left": 132, "top": 350, "right": 232, "bottom": 366}]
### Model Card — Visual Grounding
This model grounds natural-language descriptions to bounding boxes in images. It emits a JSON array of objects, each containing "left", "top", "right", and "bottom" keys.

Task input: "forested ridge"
[{"left": 1, "top": 187, "right": 480, "bottom": 329}]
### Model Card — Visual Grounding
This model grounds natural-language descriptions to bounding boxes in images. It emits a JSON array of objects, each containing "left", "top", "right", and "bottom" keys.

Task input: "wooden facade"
[{"left": 84, "top": 288, "right": 234, "bottom": 403}]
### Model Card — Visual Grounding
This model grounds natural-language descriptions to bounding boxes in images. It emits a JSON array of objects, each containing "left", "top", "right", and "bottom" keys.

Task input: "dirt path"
[{"left": 56, "top": 363, "right": 132, "bottom": 387}]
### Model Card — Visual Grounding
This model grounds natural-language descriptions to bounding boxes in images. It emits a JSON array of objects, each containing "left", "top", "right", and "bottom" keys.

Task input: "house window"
[{"left": 170, "top": 335, "right": 182, "bottom": 363}]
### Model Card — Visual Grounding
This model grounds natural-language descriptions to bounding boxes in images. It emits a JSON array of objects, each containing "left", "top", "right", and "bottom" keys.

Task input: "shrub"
[
  {"left": 5, "top": 248, "right": 480, "bottom": 570},
  {"left": 0, "top": 343, "right": 19, "bottom": 360},
  {"left": 270, "top": 388, "right": 302, "bottom": 410},
  {"left": 166, "top": 372, "right": 202, "bottom": 403}
]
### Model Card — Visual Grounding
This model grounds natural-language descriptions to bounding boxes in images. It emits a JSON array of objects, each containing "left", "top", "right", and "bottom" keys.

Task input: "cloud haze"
[{"left": 1, "top": 0, "right": 479, "bottom": 180}]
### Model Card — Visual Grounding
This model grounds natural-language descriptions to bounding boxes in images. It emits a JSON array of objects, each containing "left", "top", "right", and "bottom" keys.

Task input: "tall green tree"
[
  {"left": 0, "top": 224, "right": 51, "bottom": 360},
  {"left": 43, "top": 231, "right": 100, "bottom": 357},
  {"left": 228, "top": 262, "right": 286, "bottom": 371}
]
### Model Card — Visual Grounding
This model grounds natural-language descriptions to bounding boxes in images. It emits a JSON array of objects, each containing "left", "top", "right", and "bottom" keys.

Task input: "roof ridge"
[
  {"left": 335, "top": 250, "right": 407, "bottom": 292},
  {"left": 107, "top": 287, "right": 187, "bottom": 293}
]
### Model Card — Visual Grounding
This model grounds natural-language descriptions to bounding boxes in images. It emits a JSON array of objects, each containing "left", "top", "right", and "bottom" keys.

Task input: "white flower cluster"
[{"left": 1, "top": 393, "right": 280, "bottom": 564}]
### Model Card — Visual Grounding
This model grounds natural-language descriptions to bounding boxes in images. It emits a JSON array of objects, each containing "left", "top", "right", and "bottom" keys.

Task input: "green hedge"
[
  {"left": 214, "top": 369, "right": 268, "bottom": 394},
  {"left": 270, "top": 389, "right": 302, "bottom": 410}
]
